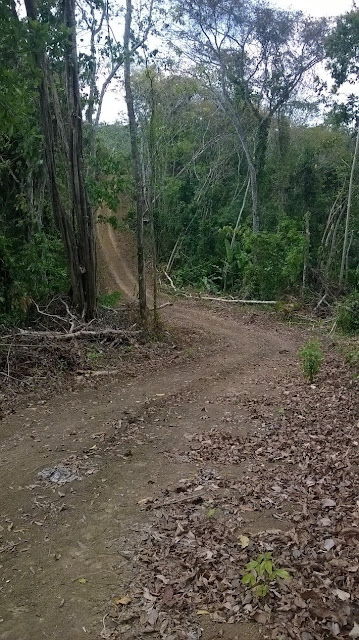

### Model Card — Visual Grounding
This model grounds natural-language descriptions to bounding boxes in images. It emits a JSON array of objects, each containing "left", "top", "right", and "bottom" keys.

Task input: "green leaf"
[
  {"left": 250, "top": 573, "right": 257, "bottom": 587},
  {"left": 276, "top": 568, "right": 290, "bottom": 580},
  {"left": 242, "top": 573, "right": 252, "bottom": 585},
  {"left": 225, "top": 238, "right": 233, "bottom": 263},
  {"left": 264, "top": 560, "right": 274, "bottom": 577},
  {"left": 254, "top": 584, "right": 268, "bottom": 597},
  {"left": 258, "top": 562, "right": 266, "bottom": 576}
]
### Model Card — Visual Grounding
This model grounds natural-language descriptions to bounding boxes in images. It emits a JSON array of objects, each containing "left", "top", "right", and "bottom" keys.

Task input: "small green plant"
[
  {"left": 343, "top": 346, "right": 359, "bottom": 370},
  {"left": 242, "top": 552, "right": 290, "bottom": 597},
  {"left": 98, "top": 290, "right": 122, "bottom": 308},
  {"left": 336, "top": 293, "right": 359, "bottom": 335},
  {"left": 299, "top": 339, "right": 323, "bottom": 383},
  {"left": 87, "top": 348, "right": 102, "bottom": 362}
]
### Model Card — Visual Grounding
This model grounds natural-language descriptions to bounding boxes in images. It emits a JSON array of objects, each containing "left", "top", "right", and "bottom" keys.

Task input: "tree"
[
  {"left": 326, "top": 10, "right": 359, "bottom": 288},
  {"left": 77, "top": 0, "right": 156, "bottom": 159},
  {"left": 174, "top": 0, "right": 327, "bottom": 231},
  {"left": 124, "top": 0, "right": 147, "bottom": 322},
  {"left": 23, "top": 0, "right": 97, "bottom": 319}
]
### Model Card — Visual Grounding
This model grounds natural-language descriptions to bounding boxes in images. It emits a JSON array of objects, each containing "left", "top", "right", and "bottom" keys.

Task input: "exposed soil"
[{"left": 1, "top": 211, "right": 355, "bottom": 640}]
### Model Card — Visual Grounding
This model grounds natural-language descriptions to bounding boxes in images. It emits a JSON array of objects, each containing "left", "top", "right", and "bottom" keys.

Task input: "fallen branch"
[
  {"left": 164, "top": 271, "right": 177, "bottom": 291},
  {"left": 149, "top": 302, "right": 173, "bottom": 310},
  {"left": 16, "top": 328, "right": 141, "bottom": 341},
  {"left": 196, "top": 295, "right": 276, "bottom": 305},
  {"left": 76, "top": 369, "right": 120, "bottom": 377}
]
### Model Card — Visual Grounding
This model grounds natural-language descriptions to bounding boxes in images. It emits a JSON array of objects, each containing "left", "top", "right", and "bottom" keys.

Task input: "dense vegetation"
[{"left": 1, "top": 0, "right": 359, "bottom": 325}]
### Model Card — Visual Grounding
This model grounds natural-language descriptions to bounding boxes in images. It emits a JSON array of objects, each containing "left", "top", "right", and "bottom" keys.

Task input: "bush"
[
  {"left": 98, "top": 290, "right": 122, "bottom": 308},
  {"left": 299, "top": 339, "right": 323, "bottom": 383},
  {"left": 336, "top": 293, "right": 359, "bottom": 335}
]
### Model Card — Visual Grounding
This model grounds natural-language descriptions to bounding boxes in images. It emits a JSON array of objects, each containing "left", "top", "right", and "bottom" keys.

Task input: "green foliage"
[
  {"left": 299, "top": 340, "right": 323, "bottom": 383},
  {"left": 86, "top": 347, "right": 102, "bottom": 362},
  {"left": 98, "top": 291, "right": 123, "bottom": 308},
  {"left": 222, "top": 222, "right": 306, "bottom": 299},
  {"left": 326, "top": 11, "right": 359, "bottom": 89},
  {"left": 342, "top": 345, "right": 359, "bottom": 370},
  {"left": 242, "top": 553, "right": 290, "bottom": 598},
  {"left": 0, "top": 232, "right": 68, "bottom": 325},
  {"left": 336, "top": 293, "right": 359, "bottom": 335}
]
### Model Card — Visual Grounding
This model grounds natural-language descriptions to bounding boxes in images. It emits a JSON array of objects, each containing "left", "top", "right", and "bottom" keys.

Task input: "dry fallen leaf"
[
  {"left": 114, "top": 595, "right": 132, "bottom": 606},
  {"left": 196, "top": 610, "right": 210, "bottom": 615},
  {"left": 322, "top": 498, "right": 336, "bottom": 508},
  {"left": 323, "top": 538, "right": 335, "bottom": 551},
  {"left": 350, "top": 623, "right": 359, "bottom": 638},
  {"left": 238, "top": 534, "right": 250, "bottom": 548},
  {"left": 333, "top": 588, "right": 350, "bottom": 601}
]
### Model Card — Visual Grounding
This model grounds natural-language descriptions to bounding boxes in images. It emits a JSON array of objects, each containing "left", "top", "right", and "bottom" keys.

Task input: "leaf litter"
[{"left": 102, "top": 354, "right": 359, "bottom": 640}]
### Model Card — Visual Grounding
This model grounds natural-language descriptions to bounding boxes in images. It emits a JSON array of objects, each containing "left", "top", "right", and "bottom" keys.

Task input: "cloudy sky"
[
  {"left": 100, "top": 0, "right": 355, "bottom": 122},
  {"left": 276, "top": 0, "right": 353, "bottom": 17}
]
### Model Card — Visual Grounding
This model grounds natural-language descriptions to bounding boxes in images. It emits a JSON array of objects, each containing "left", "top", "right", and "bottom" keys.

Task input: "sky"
[
  {"left": 100, "top": 0, "right": 355, "bottom": 122},
  {"left": 275, "top": 0, "right": 353, "bottom": 17}
]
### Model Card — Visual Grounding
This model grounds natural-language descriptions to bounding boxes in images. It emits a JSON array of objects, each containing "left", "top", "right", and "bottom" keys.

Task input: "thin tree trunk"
[
  {"left": 64, "top": 0, "right": 97, "bottom": 319},
  {"left": 339, "top": 125, "right": 359, "bottom": 288},
  {"left": 301, "top": 211, "right": 310, "bottom": 298},
  {"left": 231, "top": 177, "right": 251, "bottom": 249},
  {"left": 147, "top": 69, "right": 159, "bottom": 328},
  {"left": 123, "top": 0, "right": 147, "bottom": 323}
]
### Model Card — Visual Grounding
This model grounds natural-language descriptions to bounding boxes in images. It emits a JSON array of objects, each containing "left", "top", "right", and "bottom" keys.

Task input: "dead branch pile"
[{"left": 0, "top": 298, "right": 142, "bottom": 412}]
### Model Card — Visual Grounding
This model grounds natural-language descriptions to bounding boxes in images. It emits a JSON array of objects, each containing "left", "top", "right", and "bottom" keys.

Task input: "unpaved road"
[{"left": 0, "top": 215, "right": 304, "bottom": 639}]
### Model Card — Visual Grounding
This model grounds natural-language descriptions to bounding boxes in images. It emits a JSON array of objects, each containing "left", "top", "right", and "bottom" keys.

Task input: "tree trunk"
[
  {"left": 339, "top": 125, "right": 359, "bottom": 288},
  {"left": 255, "top": 116, "right": 271, "bottom": 188},
  {"left": 64, "top": 0, "right": 97, "bottom": 319},
  {"left": 123, "top": 0, "right": 147, "bottom": 323}
]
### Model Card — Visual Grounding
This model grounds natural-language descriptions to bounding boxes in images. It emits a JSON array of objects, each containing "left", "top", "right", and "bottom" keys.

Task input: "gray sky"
[
  {"left": 275, "top": 0, "right": 353, "bottom": 16},
  {"left": 100, "top": 0, "right": 354, "bottom": 122}
]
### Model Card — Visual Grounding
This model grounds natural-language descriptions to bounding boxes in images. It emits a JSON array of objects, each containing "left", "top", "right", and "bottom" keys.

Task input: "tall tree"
[
  {"left": 23, "top": 0, "right": 97, "bottom": 319},
  {"left": 175, "top": 0, "right": 327, "bottom": 231},
  {"left": 326, "top": 10, "right": 359, "bottom": 288},
  {"left": 124, "top": 0, "right": 147, "bottom": 322}
]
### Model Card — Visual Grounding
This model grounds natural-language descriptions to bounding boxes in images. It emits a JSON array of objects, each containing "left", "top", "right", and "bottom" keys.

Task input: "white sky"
[
  {"left": 100, "top": 0, "right": 355, "bottom": 122},
  {"left": 275, "top": 0, "right": 353, "bottom": 17}
]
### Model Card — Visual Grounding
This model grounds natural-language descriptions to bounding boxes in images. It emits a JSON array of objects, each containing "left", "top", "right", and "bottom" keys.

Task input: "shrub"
[
  {"left": 336, "top": 293, "right": 359, "bottom": 335},
  {"left": 98, "top": 290, "right": 122, "bottom": 308},
  {"left": 299, "top": 339, "right": 323, "bottom": 383}
]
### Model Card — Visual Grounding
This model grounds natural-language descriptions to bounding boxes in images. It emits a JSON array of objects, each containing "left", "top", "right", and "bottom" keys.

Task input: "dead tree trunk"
[{"left": 123, "top": 0, "right": 147, "bottom": 323}]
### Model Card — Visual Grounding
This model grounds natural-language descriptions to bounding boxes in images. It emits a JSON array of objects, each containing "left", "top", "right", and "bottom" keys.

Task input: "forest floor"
[{"left": 0, "top": 218, "right": 358, "bottom": 640}]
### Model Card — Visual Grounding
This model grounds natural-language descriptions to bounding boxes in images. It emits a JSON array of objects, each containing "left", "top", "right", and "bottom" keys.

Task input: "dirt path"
[{"left": 0, "top": 220, "right": 305, "bottom": 639}]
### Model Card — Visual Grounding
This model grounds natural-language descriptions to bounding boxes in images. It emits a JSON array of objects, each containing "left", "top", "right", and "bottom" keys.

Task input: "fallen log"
[{"left": 16, "top": 328, "right": 141, "bottom": 341}]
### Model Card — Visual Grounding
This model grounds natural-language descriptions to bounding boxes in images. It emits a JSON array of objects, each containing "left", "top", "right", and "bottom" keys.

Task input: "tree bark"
[{"left": 123, "top": 0, "right": 147, "bottom": 323}]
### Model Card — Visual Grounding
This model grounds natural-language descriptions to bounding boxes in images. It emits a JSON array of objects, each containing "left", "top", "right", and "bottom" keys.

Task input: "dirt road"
[{"left": 0, "top": 216, "right": 304, "bottom": 639}]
